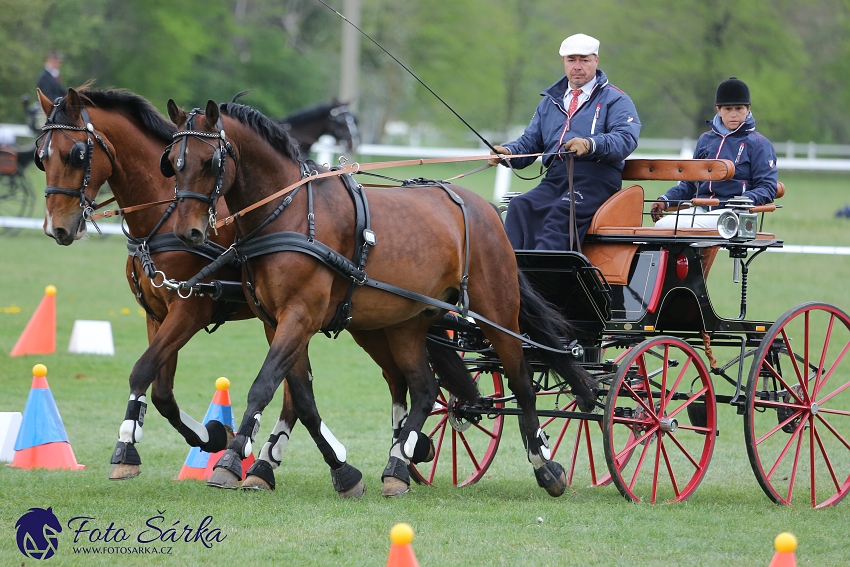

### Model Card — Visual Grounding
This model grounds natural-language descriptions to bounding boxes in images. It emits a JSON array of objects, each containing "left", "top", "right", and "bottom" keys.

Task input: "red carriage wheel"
[
  {"left": 535, "top": 386, "right": 623, "bottom": 488},
  {"left": 744, "top": 303, "right": 850, "bottom": 508},
  {"left": 603, "top": 336, "right": 717, "bottom": 503},
  {"left": 409, "top": 371, "right": 504, "bottom": 487}
]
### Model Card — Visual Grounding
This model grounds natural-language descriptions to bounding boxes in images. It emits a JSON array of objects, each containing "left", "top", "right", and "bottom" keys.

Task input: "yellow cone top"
[
  {"left": 32, "top": 364, "right": 48, "bottom": 377},
  {"left": 390, "top": 523, "right": 414, "bottom": 545},
  {"left": 215, "top": 377, "right": 230, "bottom": 390},
  {"left": 774, "top": 532, "right": 797, "bottom": 553},
  {"left": 45, "top": 285, "right": 57, "bottom": 296}
]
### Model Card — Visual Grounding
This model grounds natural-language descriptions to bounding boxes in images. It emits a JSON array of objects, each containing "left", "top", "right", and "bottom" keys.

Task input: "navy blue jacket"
[
  {"left": 503, "top": 69, "right": 640, "bottom": 171},
  {"left": 659, "top": 113, "right": 778, "bottom": 207}
]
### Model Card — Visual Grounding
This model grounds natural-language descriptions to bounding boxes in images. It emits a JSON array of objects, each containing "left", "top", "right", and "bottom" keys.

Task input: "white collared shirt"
[{"left": 563, "top": 78, "right": 597, "bottom": 114}]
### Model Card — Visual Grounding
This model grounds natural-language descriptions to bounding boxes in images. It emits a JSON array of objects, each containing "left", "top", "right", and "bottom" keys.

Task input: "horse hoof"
[
  {"left": 381, "top": 477, "right": 410, "bottom": 497},
  {"left": 338, "top": 479, "right": 366, "bottom": 499},
  {"left": 207, "top": 468, "right": 240, "bottom": 489},
  {"left": 109, "top": 463, "right": 141, "bottom": 480},
  {"left": 544, "top": 469, "right": 567, "bottom": 498},
  {"left": 241, "top": 475, "right": 273, "bottom": 491}
]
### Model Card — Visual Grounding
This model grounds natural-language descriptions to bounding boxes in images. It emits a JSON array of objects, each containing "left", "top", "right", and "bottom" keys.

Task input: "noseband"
[
  {"left": 161, "top": 109, "right": 236, "bottom": 230},
  {"left": 35, "top": 100, "right": 115, "bottom": 219}
]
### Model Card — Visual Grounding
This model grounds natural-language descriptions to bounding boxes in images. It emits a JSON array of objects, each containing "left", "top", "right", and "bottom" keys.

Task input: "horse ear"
[
  {"left": 36, "top": 88, "right": 53, "bottom": 115},
  {"left": 65, "top": 88, "right": 83, "bottom": 121},
  {"left": 167, "top": 99, "right": 187, "bottom": 127},
  {"left": 204, "top": 100, "right": 220, "bottom": 130}
]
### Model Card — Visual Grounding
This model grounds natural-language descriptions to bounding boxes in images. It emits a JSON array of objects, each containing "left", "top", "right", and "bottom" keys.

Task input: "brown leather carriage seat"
[{"left": 581, "top": 160, "right": 784, "bottom": 285}]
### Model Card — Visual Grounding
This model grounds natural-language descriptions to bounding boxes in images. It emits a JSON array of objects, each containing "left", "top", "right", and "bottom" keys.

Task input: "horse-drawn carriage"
[
  {"left": 36, "top": 89, "right": 848, "bottom": 508},
  {"left": 413, "top": 160, "right": 850, "bottom": 508}
]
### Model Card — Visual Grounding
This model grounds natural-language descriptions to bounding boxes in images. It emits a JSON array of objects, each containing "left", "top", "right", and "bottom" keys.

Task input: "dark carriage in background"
[{"left": 416, "top": 158, "right": 850, "bottom": 508}]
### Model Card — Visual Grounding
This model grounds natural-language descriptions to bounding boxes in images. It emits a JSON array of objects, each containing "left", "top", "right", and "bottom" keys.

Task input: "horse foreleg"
[
  {"left": 110, "top": 301, "right": 215, "bottom": 480},
  {"left": 243, "top": 323, "right": 298, "bottom": 491},
  {"left": 378, "top": 328, "right": 439, "bottom": 497}
]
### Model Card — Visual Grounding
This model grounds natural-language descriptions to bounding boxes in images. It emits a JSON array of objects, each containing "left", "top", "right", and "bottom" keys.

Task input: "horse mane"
[
  {"left": 220, "top": 102, "right": 301, "bottom": 161},
  {"left": 277, "top": 102, "right": 336, "bottom": 126},
  {"left": 53, "top": 88, "right": 176, "bottom": 143}
]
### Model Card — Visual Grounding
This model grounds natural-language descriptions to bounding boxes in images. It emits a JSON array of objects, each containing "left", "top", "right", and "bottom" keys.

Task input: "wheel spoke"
[
  {"left": 427, "top": 418, "right": 448, "bottom": 484},
  {"left": 780, "top": 328, "right": 807, "bottom": 399},
  {"left": 623, "top": 380, "right": 657, "bottom": 418},
  {"left": 659, "top": 345, "right": 669, "bottom": 415},
  {"left": 664, "top": 356, "right": 693, "bottom": 410},
  {"left": 651, "top": 430, "right": 662, "bottom": 503},
  {"left": 659, "top": 437, "right": 681, "bottom": 498},
  {"left": 785, "top": 420, "right": 805, "bottom": 503},
  {"left": 756, "top": 409, "right": 806, "bottom": 445},
  {"left": 665, "top": 430, "right": 702, "bottom": 470},
  {"left": 764, "top": 418, "right": 806, "bottom": 482},
  {"left": 664, "top": 386, "right": 709, "bottom": 421},
  {"left": 815, "top": 348, "right": 850, "bottom": 403},
  {"left": 471, "top": 420, "right": 499, "bottom": 439},
  {"left": 628, "top": 427, "right": 657, "bottom": 492},
  {"left": 812, "top": 422, "right": 842, "bottom": 492},
  {"left": 457, "top": 431, "right": 482, "bottom": 470},
  {"left": 815, "top": 414, "right": 850, "bottom": 451},
  {"left": 760, "top": 356, "right": 807, "bottom": 406},
  {"left": 425, "top": 414, "right": 449, "bottom": 438},
  {"left": 818, "top": 407, "right": 850, "bottom": 417},
  {"left": 812, "top": 313, "right": 836, "bottom": 399}
]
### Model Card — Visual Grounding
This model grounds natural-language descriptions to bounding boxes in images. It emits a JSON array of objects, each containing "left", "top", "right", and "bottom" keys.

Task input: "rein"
[{"left": 214, "top": 151, "right": 555, "bottom": 229}]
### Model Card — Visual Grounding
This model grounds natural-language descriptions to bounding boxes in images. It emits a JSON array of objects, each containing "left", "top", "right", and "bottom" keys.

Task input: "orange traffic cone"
[
  {"left": 8, "top": 364, "right": 84, "bottom": 470},
  {"left": 768, "top": 532, "right": 797, "bottom": 567},
  {"left": 10, "top": 285, "right": 57, "bottom": 357},
  {"left": 386, "top": 523, "right": 420, "bottom": 567},
  {"left": 177, "top": 377, "right": 255, "bottom": 480}
]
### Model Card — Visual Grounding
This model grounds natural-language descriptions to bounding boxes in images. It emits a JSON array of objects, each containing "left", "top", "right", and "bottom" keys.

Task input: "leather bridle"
[
  {"left": 35, "top": 99, "right": 116, "bottom": 220},
  {"left": 160, "top": 109, "right": 237, "bottom": 231}
]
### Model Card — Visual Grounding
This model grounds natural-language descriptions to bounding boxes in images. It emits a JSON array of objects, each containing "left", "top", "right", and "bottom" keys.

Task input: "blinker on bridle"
[
  {"left": 35, "top": 99, "right": 115, "bottom": 222},
  {"left": 160, "top": 108, "right": 236, "bottom": 234}
]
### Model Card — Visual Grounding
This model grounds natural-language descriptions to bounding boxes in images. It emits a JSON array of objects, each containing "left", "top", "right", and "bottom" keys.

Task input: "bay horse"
[
  {"left": 34, "top": 86, "right": 302, "bottom": 488},
  {"left": 166, "top": 98, "right": 598, "bottom": 497},
  {"left": 34, "top": 87, "right": 460, "bottom": 496},
  {"left": 276, "top": 99, "right": 359, "bottom": 158}
]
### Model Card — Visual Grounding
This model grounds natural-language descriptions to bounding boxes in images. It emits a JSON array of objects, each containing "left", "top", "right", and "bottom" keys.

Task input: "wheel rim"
[
  {"left": 745, "top": 303, "right": 850, "bottom": 508},
  {"left": 0, "top": 173, "right": 35, "bottom": 236},
  {"left": 604, "top": 336, "right": 716, "bottom": 503},
  {"left": 409, "top": 371, "right": 504, "bottom": 487}
]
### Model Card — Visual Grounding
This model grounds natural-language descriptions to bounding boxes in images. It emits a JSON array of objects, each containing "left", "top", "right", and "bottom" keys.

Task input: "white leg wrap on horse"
[
  {"left": 259, "top": 420, "right": 291, "bottom": 467},
  {"left": 118, "top": 420, "right": 142, "bottom": 443},
  {"left": 118, "top": 394, "right": 146, "bottom": 443},
  {"left": 389, "top": 442, "right": 408, "bottom": 462},
  {"left": 179, "top": 409, "right": 209, "bottom": 445},
  {"left": 391, "top": 403, "right": 408, "bottom": 443},
  {"left": 319, "top": 422, "right": 346, "bottom": 463},
  {"left": 528, "top": 428, "right": 551, "bottom": 468},
  {"left": 403, "top": 431, "right": 418, "bottom": 460}
]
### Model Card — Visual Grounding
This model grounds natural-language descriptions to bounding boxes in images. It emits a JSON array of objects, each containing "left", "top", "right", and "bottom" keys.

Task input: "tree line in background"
[{"left": 1, "top": 0, "right": 849, "bottom": 145}]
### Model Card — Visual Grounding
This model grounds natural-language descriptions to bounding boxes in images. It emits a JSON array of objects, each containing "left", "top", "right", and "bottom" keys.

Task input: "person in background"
[
  {"left": 37, "top": 50, "right": 65, "bottom": 103},
  {"left": 651, "top": 77, "right": 777, "bottom": 228},
  {"left": 489, "top": 33, "right": 640, "bottom": 250}
]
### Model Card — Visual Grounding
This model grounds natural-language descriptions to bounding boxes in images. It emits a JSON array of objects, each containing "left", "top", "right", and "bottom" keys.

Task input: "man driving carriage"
[
  {"left": 650, "top": 77, "right": 778, "bottom": 228},
  {"left": 489, "top": 33, "right": 641, "bottom": 250}
]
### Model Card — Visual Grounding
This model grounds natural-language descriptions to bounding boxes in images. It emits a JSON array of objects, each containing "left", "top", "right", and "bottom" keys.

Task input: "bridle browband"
[
  {"left": 160, "top": 108, "right": 237, "bottom": 233},
  {"left": 35, "top": 99, "right": 116, "bottom": 221}
]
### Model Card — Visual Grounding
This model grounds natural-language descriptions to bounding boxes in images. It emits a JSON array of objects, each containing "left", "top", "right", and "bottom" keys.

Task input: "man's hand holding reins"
[
  {"left": 488, "top": 145, "right": 511, "bottom": 166},
  {"left": 562, "top": 137, "right": 591, "bottom": 156}
]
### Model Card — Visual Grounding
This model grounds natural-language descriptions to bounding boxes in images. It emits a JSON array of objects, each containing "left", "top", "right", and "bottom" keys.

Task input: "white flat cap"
[{"left": 559, "top": 33, "right": 600, "bottom": 56}]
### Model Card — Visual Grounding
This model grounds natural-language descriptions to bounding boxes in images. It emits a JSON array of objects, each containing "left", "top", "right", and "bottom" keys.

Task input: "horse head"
[
  {"left": 327, "top": 100, "right": 360, "bottom": 152},
  {"left": 165, "top": 99, "right": 237, "bottom": 247},
  {"left": 37, "top": 87, "right": 115, "bottom": 245}
]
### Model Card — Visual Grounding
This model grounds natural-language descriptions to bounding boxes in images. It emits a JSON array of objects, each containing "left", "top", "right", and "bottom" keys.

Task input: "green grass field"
[{"left": 1, "top": 166, "right": 849, "bottom": 566}]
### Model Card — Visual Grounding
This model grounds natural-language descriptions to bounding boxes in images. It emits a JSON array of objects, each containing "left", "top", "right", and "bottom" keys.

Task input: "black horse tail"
[
  {"left": 517, "top": 270, "right": 598, "bottom": 409},
  {"left": 426, "top": 332, "right": 480, "bottom": 403}
]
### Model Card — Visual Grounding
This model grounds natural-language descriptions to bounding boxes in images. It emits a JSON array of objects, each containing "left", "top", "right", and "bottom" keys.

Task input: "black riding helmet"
[{"left": 715, "top": 77, "right": 750, "bottom": 106}]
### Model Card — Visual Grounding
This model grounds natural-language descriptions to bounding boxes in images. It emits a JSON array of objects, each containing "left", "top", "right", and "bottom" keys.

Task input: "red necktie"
[{"left": 567, "top": 89, "right": 583, "bottom": 116}]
